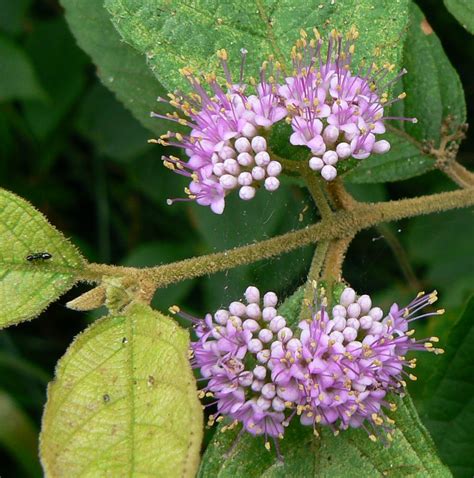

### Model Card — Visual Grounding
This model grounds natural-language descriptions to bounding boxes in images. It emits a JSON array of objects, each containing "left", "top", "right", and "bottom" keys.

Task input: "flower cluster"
[
  {"left": 181, "top": 285, "right": 443, "bottom": 450},
  {"left": 153, "top": 29, "right": 416, "bottom": 212}
]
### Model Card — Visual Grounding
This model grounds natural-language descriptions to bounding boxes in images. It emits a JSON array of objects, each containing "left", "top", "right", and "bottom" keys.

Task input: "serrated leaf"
[
  {"left": 421, "top": 296, "right": 474, "bottom": 478},
  {"left": 199, "top": 395, "right": 450, "bottom": 477},
  {"left": 105, "top": 0, "right": 408, "bottom": 93},
  {"left": 40, "top": 302, "right": 203, "bottom": 477},
  {"left": 0, "top": 188, "right": 85, "bottom": 328},
  {"left": 347, "top": 3, "right": 466, "bottom": 183},
  {"left": 60, "top": 0, "right": 168, "bottom": 135},
  {"left": 444, "top": 0, "right": 474, "bottom": 34},
  {"left": 0, "top": 35, "right": 45, "bottom": 102}
]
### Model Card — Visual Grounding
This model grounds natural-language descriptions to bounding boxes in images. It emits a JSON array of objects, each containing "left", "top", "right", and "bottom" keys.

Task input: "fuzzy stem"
[
  {"left": 302, "top": 170, "right": 332, "bottom": 217},
  {"left": 439, "top": 161, "right": 474, "bottom": 189},
  {"left": 322, "top": 237, "right": 353, "bottom": 282},
  {"left": 81, "top": 187, "right": 474, "bottom": 288},
  {"left": 327, "top": 178, "right": 357, "bottom": 210}
]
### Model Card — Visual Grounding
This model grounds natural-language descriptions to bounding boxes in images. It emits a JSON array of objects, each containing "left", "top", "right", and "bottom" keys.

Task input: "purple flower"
[
  {"left": 152, "top": 50, "right": 285, "bottom": 214},
  {"left": 280, "top": 29, "right": 417, "bottom": 181}
]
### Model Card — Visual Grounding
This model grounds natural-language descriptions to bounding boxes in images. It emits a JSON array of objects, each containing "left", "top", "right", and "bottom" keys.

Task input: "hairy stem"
[
  {"left": 327, "top": 178, "right": 357, "bottom": 210},
  {"left": 81, "top": 187, "right": 474, "bottom": 289},
  {"left": 302, "top": 170, "right": 332, "bottom": 217},
  {"left": 439, "top": 160, "right": 474, "bottom": 189},
  {"left": 322, "top": 237, "right": 353, "bottom": 282}
]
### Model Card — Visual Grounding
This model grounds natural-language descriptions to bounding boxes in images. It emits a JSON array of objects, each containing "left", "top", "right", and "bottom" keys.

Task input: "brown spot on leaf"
[{"left": 420, "top": 18, "right": 433, "bottom": 35}]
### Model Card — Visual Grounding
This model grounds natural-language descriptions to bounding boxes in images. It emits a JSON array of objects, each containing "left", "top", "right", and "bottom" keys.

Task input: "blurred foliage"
[{"left": 0, "top": 0, "right": 472, "bottom": 475}]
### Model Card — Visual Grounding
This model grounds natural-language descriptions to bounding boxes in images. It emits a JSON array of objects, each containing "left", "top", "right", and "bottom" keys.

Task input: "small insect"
[{"left": 26, "top": 252, "right": 52, "bottom": 262}]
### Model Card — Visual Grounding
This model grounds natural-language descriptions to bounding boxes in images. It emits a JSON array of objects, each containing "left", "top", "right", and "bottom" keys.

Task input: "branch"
[{"left": 82, "top": 187, "right": 474, "bottom": 289}]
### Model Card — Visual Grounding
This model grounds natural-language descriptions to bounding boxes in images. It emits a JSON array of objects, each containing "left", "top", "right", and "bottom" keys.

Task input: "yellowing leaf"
[
  {"left": 0, "top": 188, "right": 85, "bottom": 328},
  {"left": 40, "top": 303, "right": 203, "bottom": 477}
]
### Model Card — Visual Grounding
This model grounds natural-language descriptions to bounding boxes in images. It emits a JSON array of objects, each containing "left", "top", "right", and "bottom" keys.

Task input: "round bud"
[
  {"left": 256, "top": 396, "right": 271, "bottom": 411},
  {"left": 277, "top": 327, "right": 293, "bottom": 342},
  {"left": 251, "top": 136, "right": 267, "bottom": 153},
  {"left": 321, "top": 164, "right": 337, "bottom": 181},
  {"left": 237, "top": 152, "right": 254, "bottom": 167},
  {"left": 255, "top": 151, "right": 271, "bottom": 167},
  {"left": 269, "top": 316, "right": 286, "bottom": 332},
  {"left": 251, "top": 166, "right": 266, "bottom": 181},
  {"left": 224, "top": 158, "right": 240, "bottom": 175},
  {"left": 332, "top": 304, "right": 347, "bottom": 318},
  {"left": 347, "top": 303, "right": 361, "bottom": 319},
  {"left": 219, "top": 174, "right": 238, "bottom": 190},
  {"left": 263, "top": 292, "right": 278, "bottom": 307},
  {"left": 261, "top": 383, "right": 276, "bottom": 400},
  {"left": 253, "top": 365, "right": 267, "bottom": 380},
  {"left": 229, "top": 301, "right": 246, "bottom": 316},
  {"left": 309, "top": 156, "right": 324, "bottom": 171},
  {"left": 257, "top": 349, "right": 270, "bottom": 363},
  {"left": 219, "top": 146, "right": 236, "bottom": 159},
  {"left": 346, "top": 318, "right": 360, "bottom": 330},
  {"left": 239, "top": 186, "right": 256, "bottom": 201},
  {"left": 369, "top": 321, "right": 384, "bottom": 335},
  {"left": 286, "top": 338, "right": 302, "bottom": 352},
  {"left": 373, "top": 139, "right": 391, "bottom": 154},
  {"left": 343, "top": 326, "right": 358, "bottom": 342},
  {"left": 248, "top": 338, "right": 263, "bottom": 353},
  {"left": 336, "top": 142, "right": 351, "bottom": 159},
  {"left": 369, "top": 307, "right": 384, "bottom": 321},
  {"left": 333, "top": 316, "right": 346, "bottom": 331},
  {"left": 251, "top": 380, "right": 264, "bottom": 392},
  {"left": 357, "top": 295, "right": 372, "bottom": 314},
  {"left": 264, "top": 176, "right": 280, "bottom": 191},
  {"left": 238, "top": 371, "right": 253, "bottom": 387},
  {"left": 323, "top": 125, "right": 340, "bottom": 143},
  {"left": 330, "top": 330, "right": 344, "bottom": 343},
  {"left": 242, "top": 122, "right": 257, "bottom": 138},
  {"left": 266, "top": 161, "right": 282, "bottom": 177},
  {"left": 238, "top": 172, "right": 253, "bottom": 186},
  {"left": 359, "top": 315, "right": 373, "bottom": 330},
  {"left": 214, "top": 309, "right": 229, "bottom": 325},
  {"left": 272, "top": 396, "right": 286, "bottom": 412},
  {"left": 262, "top": 307, "right": 277, "bottom": 322},
  {"left": 258, "top": 328, "right": 273, "bottom": 343},
  {"left": 322, "top": 150, "right": 338, "bottom": 166},
  {"left": 340, "top": 287, "right": 356, "bottom": 307},
  {"left": 243, "top": 318, "right": 260, "bottom": 332},
  {"left": 213, "top": 163, "right": 225, "bottom": 176},
  {"left": 245, "top": 286, "right": 260, "bottom": 304},
  {"left": 235, "top": 137, "right": 251, "bottom": 153}
]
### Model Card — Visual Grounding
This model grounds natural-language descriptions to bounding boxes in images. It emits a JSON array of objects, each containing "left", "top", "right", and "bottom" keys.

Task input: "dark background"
[{"left": 0, "top": 0, "right": 472, "bottom": 475}]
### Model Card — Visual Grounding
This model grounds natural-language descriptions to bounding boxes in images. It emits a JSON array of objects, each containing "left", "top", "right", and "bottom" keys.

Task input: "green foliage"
[
  {"left": 0, "top": 0, "right": 32, "bottom": 36},
  {"left": 421, "top": 296, "right": 474, "bottom": 478},
  {"left": 199, "top": 395, "right": 450, "bottom": 477},
  {"left": 0, "top": 390, "right": 41, "bottom": 478},
  {"left": 0, "top": 36, "right": 45, "bottom": 102},
  {"left": 0, "top": 188, "right": 85, "bottom": 328},
  {"left": 347, "top": 2, "right": 466, "bottom": 183},
  {"left": 60, "top": 0, "right": 169, "bottom": 135},
  {"left": 444, "top": 0, "right": 474, "bottom": 34},
  {"left": 40, "top": 302, "right": 203, "bottom": 477},
  {"left": 105, "top": 0, "right": 408, "bottom": 92}
]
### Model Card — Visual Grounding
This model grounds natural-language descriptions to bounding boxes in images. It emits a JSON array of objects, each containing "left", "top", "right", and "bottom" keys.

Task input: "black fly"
[{"left": 26, "top": 252, "right": 52, "bottom": 262}]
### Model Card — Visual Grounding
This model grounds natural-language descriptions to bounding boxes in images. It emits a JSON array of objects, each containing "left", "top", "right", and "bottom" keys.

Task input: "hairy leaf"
[
  {"left": 105, "top": 0, "right": 408, "bottom": 92},
  {"left": 421, "top": 296, "right": 474, "bottom": 477},
  {"left": 60, "top": 0, "right": 168, "bottom": 135},
  {"left": 40, "top": 303, "right": 203, "bottom": 477},
  {"left": 199, "top": 395, "right": 450, "bottom": 477},
  {"left": 444, "top": 0, "right": 474, "bottom": 34},
  {"left": 347, "top": 3, "right": 466, "bottom": 183},
  {"left": 0, "top": 189, "right": 85, "bottom": 328}
]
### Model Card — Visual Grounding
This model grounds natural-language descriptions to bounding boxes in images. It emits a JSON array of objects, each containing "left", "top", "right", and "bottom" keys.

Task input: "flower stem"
[
  {"left": 301, "top": 169, "right": 332, "bottom": 218},
  {"left": 81, "top": 187, "right": 474, "bottom": 289}
]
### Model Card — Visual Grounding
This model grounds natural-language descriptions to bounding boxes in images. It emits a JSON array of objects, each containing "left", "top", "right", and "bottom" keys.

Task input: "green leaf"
[
  {"left": 444, "top": 0, "right": 474, "bottom": 34},
  {"left": 347, "top": 3, "right": 466, "bottom": 183},
  {"left": 421, "top": 296, "right": 474, "bottom": 478},
  {"left": 0, "top": 35, "right": 45, "bottom": 102},
  {"left": 0, "top": 188, "right": 85, "bottom": 328},
  {"left": 22, "top": 18, "right": 89, "bottom": 140},
  {"left": 0, "top": 0, "right": 32, "bottom": 35},
  {"left": 199, "top": 395, "right": 450, "bottom": 477},
  {"left": 105, "top": 0, "right": 408, "bottom": 92},
  {"left": 60, "top": 0, "right": 168, "bottom": 135},
  {"left": 0, "top": 389, "right": 41, "bottom": 478},
  {"left": 40, "top": 302, "right": 203, "bottom": 477}
]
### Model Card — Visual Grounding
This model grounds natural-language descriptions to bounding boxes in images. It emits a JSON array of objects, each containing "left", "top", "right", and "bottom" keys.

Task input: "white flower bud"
[
  {"left": 340, "top": 287, "right": 356, "bottom": 306},
  {"left": 332, "top": 304, "right": 347, "bottom": 317},
  {"left": 219, "top": 174, "right": 238, "bottom": 190},
  {"left": 256, "top": 349, "right": 270, "bottom": 363},
  {"left": 239, "top": 185, "right": 256, "bottom": 201},
  {"left": 263, "top": 291, "right": 278, "bottom": 307},
  {"left": 251, "top": 166, "right": 266, "bottom": 181},
  {"left": 219, "top": 146, "right": 236, "bottom": 159},
  {"left": 224, "top": 158, "right": 240, "bottom": 175},
  {"left": 369, "top": 321, "right": 384, "bottom": 335},
  {"left": 278, "top": 327, "right": 293, "bottom": 342},
  {"left": 214, "top": 309, "right": 229, "bottom": 325},
  {"left": 264, "top": 176, "right": 280, "bottom": 191},
  {"left": 238, "top": 172, "right": 253, "bottom": 186},
  {"left": 253, "top": 365, "right": 267, "bottom": 380},
  {"left": 245, "top": 303, "right": 260, "bottom": 320},
  {"left": 369, "top": 307, "right": 384, "bottom": 321},
  {"left": 248, "top": 338, "right": 263, "bottom": 353},
  {"left": 238, "top": 371, "right": 253, "bottom": 386},
  {"left": 321, "top": 164, "right": 337, "bottom": 181},
  {"left": 357, "top": 295, "right": 372, "bottom": 314},
  {"left": 346, "top": 318, "right": 360, "bottom": 330},
  {"left": 272, "top": 396, "right": 286, "bottom": 412},
  {"left": 258, "top": 328, "right": 273, "bottom": 343},
  {"left": 255, "top": 151, "right": 271, "bottom": 167},
  {"left": 237, "top": 152, "right": 254, "bottom": 166},
  {"left": 347, "top": 303, "right": 361, "bottom": 318},
  {"left": 243, "top": 318, "right": 260, "bottom": 332},
  {"left": 322, "top": 150, "right": 338, "bottom": 166},
  {"left": 229, "top": 301, "right": 246, "bottom": 316},
  {"left": 245, "top": 286, "right": 260, "bottom": 304},
  {"left": 330, "top": 330, "right": 344, "bottom": 343},
  {"left": 287, "top": 338, "right": 302, "bottom": 352},
  {"left": 251, "top": 135, "right": 267, "bottom": 153},
  {"left": 261, "top": 383, "right": 276, "bottom": 399},
  {"left": 235, "top": 137, "right": 251, "bottom": 153},
  {"left": 336, "top": 142, "right": 351, "bottom": 159},
  {"left": 359, "top": 315, "right": 373, "bottom": 330},
  {"left": 373, "top": 139, "right": 391, "bottom": 154},
  {"left": 256, "top": 396, "right": 271, "bottom": 411},
  {"left": 309, "top": 156, "right": 324, "bottom": 171},
  {"left": 323, "top": 125, "right": 340, "bottom": 143},
  {"left": 242, "top": 122, "right": 257, "bottom": 138},
  {"left": 213, "top": 162, "right": 225, "bottom": 176},
  {"left": 269, "top": 316, "right": 286, "bottom": 332},
  {"left": 251, "top": 380, "right": 264, "bottom": 392},
  {"left": 262, "top": 307, "right": 277, "bottom": 322},
  {"left": 333, "top": 316, "right": 346, "bottom": 331},
  {"left": 266, "top": 161, "right": 282, "bottom": 177},
  {"left": 342, "top": 326, "right": 358, "bottom": 342}
]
